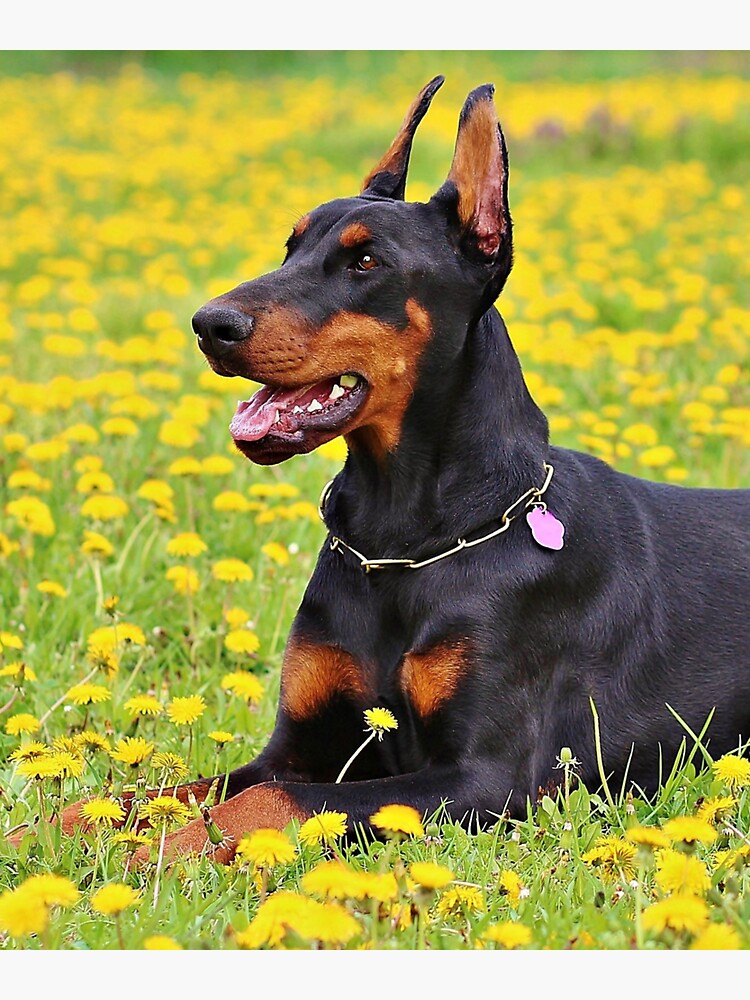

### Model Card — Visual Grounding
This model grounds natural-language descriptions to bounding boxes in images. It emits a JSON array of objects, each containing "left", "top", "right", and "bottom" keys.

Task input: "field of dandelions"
[{"left": 1, "top": 52, "right": 750, "bottom": 951}]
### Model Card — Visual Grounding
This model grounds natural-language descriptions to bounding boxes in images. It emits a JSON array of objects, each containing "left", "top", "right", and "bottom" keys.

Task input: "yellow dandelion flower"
[
  {"left": 224, "top": 606, "right": 251, "bottom": 628},
  {"left": 212, "top": 490, "right": 251, "bottom": 512},
  {"left": 9, "top": 741, "right": 48, "bottom": 762},
  {"left": 81, "top": 799, "right": 126, "bottom": 827},
  {"left": 112, "top": 831, "right": 153, "bottom": 853},
  {"left": 65, "top": 682, "right": 111, "bottom": 706},
  {"left": 80, "top": 494, "right": 129, "bottom": 521},
  {"left": 166, "top": 694, "right": 206, "bottom": 726},
  {"left": 690, "top": 924, "right": 742, "bottom": 950},
  {"left": 0, "top": 888, "right": 48, "bottom": 938},
  {"left": 626, "top": 826, "right": 671, "bottom": 849},
  {"left": 364, "top": 707, "right": 398, "bottom": 738},
  {"left": 697, "top": 796, "right": 736, "bottom": 824},
  {"left": 8, "top": 469, "right": 49, "bottom": 491},
  {"left": 622, "top": 423, "right": 658, "bottom": 447},
  {"left": 301, "top": 861, "right": 370, "bottom": 900},
  {"left": 201, "top": 455, "right": 234, "bottom": 475},
  {"left": 81, "top": 530, "right": 114, "bottom": 558},
  {"left": 224, "top": 629, "right": 260, "bottom": 654},
  {"left": 663, "top": 816, "right": 717, "bottom": 845},
  {"left": 221, "top": 670, "right": 264, "bottom": 703},
  {"left": 167, "top": 457, "right": 202, "bottom": 477},
  {"left": 261, "top": 541, "right": 290, "bottom": 566},
  {"left": 436, "top": 885, "right": 485, "bottom": 918},
  {"left": 87, "top": 622, "right": 146, "bottom": 650},
  {"left": 298, "top": 811, "right": 349, "bottom": 846},
  {"left": 165, "top": 564, "right": 200, "bottom": 594},
  {"left": 87, "top": 645, "right": 120, "bottom": 676},
  {"left": 0, "top": 631, "right": 24, "bottom": 652},
  {"left": 6, "top": 496, "right": 55, "bottom": 535},
  {"left": 110, "top": 736, "right": 154, "bottom": 767},
  {"left": 237, "top": 829, "right": 297, "bottom": 869},
  {"left": 0, "top": 660, "right": 36, "bottom": 682},
  {"left": 76, "top": 731, "right": 112, "bottom": 754},
  {"left": 582, "top": 836, "right": 637, "bottom": 882},
  {"left": 18, "top": 751, "right": 84, "bottom": 781},
  {"left": 713, "top": 754, "right": 750, "bottom": 790},
  {"left": 235, "top": 891, "right": 359, "bottom": 949},
  {"left": 144, "top": 935, "right": 182, "bottom": 950},
  {"left": 409, "top": 862, "right": 455, "bottom": 890},
  {"left": 166, "top": 531, "right": 208, "bottom": 557},
  {"left": 101, "top": 417, "right": 138, "bottom": 437},
  {"left": 159, "top": 420, "right": 200, "bottom": 448},
  {"left": 139, "top": 795, "right": 191, "bottom": 829},
  {"left": 151, "top": 752, "right": 190, "bottom": 780},
  {"left": 137, "top": 479, "right": 174, "bottom": 504},
  {"left": 642, "top": 893, "right": 708, "bottom": 936},
  {"left": 5, "top": 713, "right": 41, "bottom": 736},
  {"left": 498, "top": 869, "right": 526, "bottom": 905},
  {"left": 124, "top": 693, "right": 163, "bottom": 717},
  {"left": 482, "top": 921, "right": 533, "bottom": 949},
  {"left": 655, "top": 848, "right": 711, "bottom": 895},
  {"left": 76, "top": 471, "right": 115, "bottom": 494},
  {"left": 369, "top": 804, "right": 424, "bottom": 838},
  {"left": 248, "top": 483, "right": 299, "bottom": 499},
  {"left": 638, "top": 445, "right": 677, "bottom": 468},
  {"left": 21, "top": 873, "right": 80, "bottom": 908},
  {"left": 207, "top": 730, "right": 235, "bottom": 745},
  {"left": 212, "top": 558, "right": 254, "bottom": 583},
  {"left": 36, "top": 580, "right": 68, "bottom": 598},
  {"left": 91, "top": 883, "right": 140, "bottom": 916}
]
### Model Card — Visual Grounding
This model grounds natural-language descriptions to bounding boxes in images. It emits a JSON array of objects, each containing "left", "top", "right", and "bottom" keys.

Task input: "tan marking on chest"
[
  {"left": 400, "top": 639, "right": 471, "bottom": 718},
  {"left": 281, "top": 637, "right": 371, "bottom": 721}
]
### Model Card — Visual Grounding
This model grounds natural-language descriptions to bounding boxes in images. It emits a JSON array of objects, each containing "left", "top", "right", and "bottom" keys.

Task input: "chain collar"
[{"left": 317, "top": 463, "right": 555, "bottom": 573}]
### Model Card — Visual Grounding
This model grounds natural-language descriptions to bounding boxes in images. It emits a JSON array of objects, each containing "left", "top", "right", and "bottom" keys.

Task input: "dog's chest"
[{"left": 282, "top": 561, "right": 479, "bottom": 725}]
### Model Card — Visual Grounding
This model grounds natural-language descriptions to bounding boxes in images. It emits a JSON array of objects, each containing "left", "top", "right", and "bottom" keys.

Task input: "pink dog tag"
[{"left": 526, "top": 507, "right": 565, "bottom": 550}]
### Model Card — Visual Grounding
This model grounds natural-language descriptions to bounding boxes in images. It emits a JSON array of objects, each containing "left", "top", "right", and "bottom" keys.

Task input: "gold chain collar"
[{"left": 317, "top": 462, "right": 555, "bottom": 573}]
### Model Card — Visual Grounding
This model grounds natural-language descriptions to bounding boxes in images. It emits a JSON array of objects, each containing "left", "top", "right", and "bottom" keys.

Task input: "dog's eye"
[{"left": 351, "top": 253, "right": 379, "bottom": 272}]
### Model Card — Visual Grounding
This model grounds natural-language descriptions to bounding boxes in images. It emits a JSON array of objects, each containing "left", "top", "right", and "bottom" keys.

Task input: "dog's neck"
[{"left": 324, "top": 307, "right": 549, "bottom": 557}]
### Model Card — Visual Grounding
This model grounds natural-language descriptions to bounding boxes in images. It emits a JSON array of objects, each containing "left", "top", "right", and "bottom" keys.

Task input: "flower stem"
[
  {"left": 335, "top": 730, "right": 376, "bottom": 784},
  {"left": 153, "top": 824, "right": 167, "bottom": 907}
]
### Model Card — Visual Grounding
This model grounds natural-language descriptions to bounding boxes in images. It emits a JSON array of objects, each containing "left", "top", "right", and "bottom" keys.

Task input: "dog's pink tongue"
[{"left": 230, "top": 386, "right": 299, "bottom": 442}]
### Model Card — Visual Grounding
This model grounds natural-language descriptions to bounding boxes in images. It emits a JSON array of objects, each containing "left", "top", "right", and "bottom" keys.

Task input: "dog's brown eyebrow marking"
[
  {"left": 340, "top": 222, "right": 372, "bottom": 248},
  {"left": 280, "top": 636, "right": 372, "bottom": 721},
  {"left": 400, "top": 638, "right": 471, "bottom": 717},
  {"left": 292, "top": 214, "right": 312, "bottom": 238}
]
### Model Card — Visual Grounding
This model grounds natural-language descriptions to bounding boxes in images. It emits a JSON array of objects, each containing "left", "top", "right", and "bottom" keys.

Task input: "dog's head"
[{"left": 193, "top": 77, "right": 513, "bottom": 465}]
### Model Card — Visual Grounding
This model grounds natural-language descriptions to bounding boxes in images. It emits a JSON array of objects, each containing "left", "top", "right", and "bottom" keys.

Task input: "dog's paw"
[{"left": 131, "top": 816, "right": 237, "bottom": 868}]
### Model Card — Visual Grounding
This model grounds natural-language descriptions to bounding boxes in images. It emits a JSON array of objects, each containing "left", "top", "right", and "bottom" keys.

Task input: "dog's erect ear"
[
  {"left": 360, "top": 75, "right": 444, "bottom": 200},
  {"left": 436, "top": 84, "right": 511, "bottom": 262}
]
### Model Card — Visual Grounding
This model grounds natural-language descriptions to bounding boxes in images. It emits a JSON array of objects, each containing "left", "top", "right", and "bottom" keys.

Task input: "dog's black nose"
[{"left": 192, "top": 304, "right": 255, "bottom": 357}]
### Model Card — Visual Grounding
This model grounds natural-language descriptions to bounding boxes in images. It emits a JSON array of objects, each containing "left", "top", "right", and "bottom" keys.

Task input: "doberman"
[{"left": 72, "top": 78, "right": 750, "bottom": 859}]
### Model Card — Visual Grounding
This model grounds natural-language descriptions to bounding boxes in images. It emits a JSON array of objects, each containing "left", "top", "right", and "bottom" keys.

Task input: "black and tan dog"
[{"left": 75, "top": 78, "right": 750, "bottom": 858}]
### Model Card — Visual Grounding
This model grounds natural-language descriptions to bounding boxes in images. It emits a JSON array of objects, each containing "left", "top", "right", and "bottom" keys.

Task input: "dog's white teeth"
[
  {"left": 293, "top": 405, "right": 303, "bottom": 414},
  {"left": 307, "top": 399, "right": 323, "bottom": 412},
  {"left": 329, "top": 384, "right": 346, "bottom": 400},
  {"left": 339, "top": 374, "right": 358, "bottom": 389},
  {"left": 273, "top": 409, "right": 281, "bottom": 424}
]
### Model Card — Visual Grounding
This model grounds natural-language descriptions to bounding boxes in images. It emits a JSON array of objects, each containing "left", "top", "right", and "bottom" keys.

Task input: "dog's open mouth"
[{"left": 229, "top": 373, "right": 368, "bottom": 463}]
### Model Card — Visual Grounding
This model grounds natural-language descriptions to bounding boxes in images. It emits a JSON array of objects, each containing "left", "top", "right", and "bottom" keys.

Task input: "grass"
[{"left": 0, "top": 51, "right": 749, "bottom": 951}]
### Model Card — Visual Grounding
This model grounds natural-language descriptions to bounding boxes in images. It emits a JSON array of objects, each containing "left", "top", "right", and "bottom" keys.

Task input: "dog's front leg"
[{"left": 135, "top": 761, "right": 510, "bottom": 865}]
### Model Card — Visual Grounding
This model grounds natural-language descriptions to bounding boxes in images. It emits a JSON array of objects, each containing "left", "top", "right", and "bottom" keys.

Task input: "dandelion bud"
[
  {"left": 187, "top": 790, "right": 202, "bottom": 821},
  {"left": 558, "top": 747, "right": 573, "bottom": 764},
  {"left": 201, "top": 807, "right": 226, "bottom": 846},
  {"left": 133, "top": 776, "right": 148, "bottom": 805},
  {"left": 203, "top": 779, "right": 219, "bottom": 811}
]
